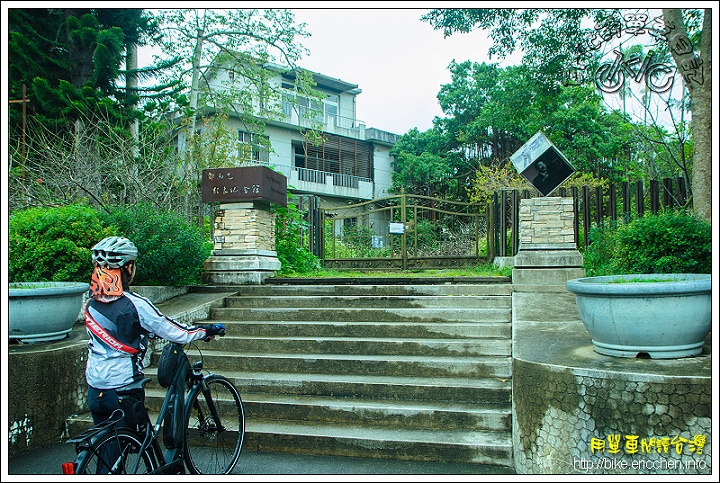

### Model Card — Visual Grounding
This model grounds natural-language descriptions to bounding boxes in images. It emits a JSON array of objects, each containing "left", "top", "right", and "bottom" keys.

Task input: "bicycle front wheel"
[
  {"left": 75, "top": 427, "right": 157, "bottom": 474},
  {"left": 184, "top": 375, "right": 245, "bottom": 474}
]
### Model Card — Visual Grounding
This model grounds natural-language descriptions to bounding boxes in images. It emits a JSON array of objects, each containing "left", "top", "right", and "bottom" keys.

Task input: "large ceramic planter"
[
  {"left": 566, "top": 273, "right": 711, "bottom": 359},
  {"left": 9, "top": 282, "right": 90, "bottom": 343}
]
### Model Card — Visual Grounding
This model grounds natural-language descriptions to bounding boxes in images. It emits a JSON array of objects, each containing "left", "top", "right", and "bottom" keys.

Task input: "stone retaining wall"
[
  {"left": 7, "top": 330, "right": 87, "bottom": 457},
  {"left": 513, "top": 359, "right": 712, "bottom": 474},
  {"left": 7, "top": 286, "right": 183, "bottom": 457}
]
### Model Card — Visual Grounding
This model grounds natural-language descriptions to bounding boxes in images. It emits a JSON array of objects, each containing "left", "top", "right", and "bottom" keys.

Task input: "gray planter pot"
[
  {"left": 9, "top": 282, "right": 90, "bottom": 343},
  {"left": 566, "top": 273, "right": 711, "bottom": 359}
]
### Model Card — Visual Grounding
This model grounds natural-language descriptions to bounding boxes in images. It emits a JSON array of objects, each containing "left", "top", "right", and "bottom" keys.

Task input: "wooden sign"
[{"left": 201, "top": 166, "right": 287, "bottom": 206}]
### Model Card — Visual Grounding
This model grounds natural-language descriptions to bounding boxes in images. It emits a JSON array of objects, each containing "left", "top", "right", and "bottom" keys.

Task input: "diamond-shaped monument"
[{"left": 510, "top": 131, "right": 575, "bottom": 196}]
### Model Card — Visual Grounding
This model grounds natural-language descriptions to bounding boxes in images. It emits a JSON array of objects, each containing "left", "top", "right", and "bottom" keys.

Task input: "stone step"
[
  {"left": 66, "top": 410, "right": 513, "bottom": 467},
  {"left": 140, "top": 387, "right": 511, "bottom": 432},
  {"left": 226, "top": 294, "right": 511, "bottom": 309},
  {"left": 210, "top": 307, "right": 511, "bottom": 323},
  {"left": 67, "top": 281, "right": 515, "bottom": 467},
  {"left": 144, "top": 369, "right": 512, "bottom": 404},
  {"left": 190, "top": 335, "right": 511, "bottom": 357},
  {"left": 228, "top": 282, "right": 513, "bottom": 297},
  {"left": 199, "top": 320, "right": 512, "bottom": 339},
  {"left": 153, "top": 351, "right": 512, "bottom": 379},
  {"left": 243, "top": 419, "right": 513, "bottom": 467}
]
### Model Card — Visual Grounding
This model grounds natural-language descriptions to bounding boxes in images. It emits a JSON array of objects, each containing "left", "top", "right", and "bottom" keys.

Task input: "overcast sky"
[{"left": 290, "top": 7, "right": 519, "bottom": 135}]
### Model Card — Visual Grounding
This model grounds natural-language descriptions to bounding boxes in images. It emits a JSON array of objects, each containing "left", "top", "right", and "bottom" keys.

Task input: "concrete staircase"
[
  {"left": 155, "top": 281, "right": 514, "bottom": 467},
  {"left": 69, "top": 280, "right": 514, "bottom": 467}
]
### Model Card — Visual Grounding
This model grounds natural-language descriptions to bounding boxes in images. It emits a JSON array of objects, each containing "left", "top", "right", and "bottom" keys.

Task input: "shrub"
[
  {"left": 9, "top": 204, "right": 112, "bottom": 282},
  {"left": 274, "top": 202, "right": 322, "bottom": 276},
  {"left": 582, "top": 210, "right": 712, "bottom": 276},
  {"left": 99, "top": 204, "right": 212, "bottom": 286}
]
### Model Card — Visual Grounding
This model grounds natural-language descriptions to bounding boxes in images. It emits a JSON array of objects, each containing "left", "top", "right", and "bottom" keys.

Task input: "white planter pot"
[
  {"left": 9, "top": 282, "right": 90, "bottom": 343},
  {"left": 566, "top": 274, "right": 711, "bottom": 359}
]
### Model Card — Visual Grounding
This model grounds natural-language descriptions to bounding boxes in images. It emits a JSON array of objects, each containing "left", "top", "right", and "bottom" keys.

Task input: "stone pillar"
[
  {"left": 511, "top": 196, "right": 586, "bottom": 353},
  {"left": 511, "top": 196, "right": 587, "bottom": 472},
  {"left": 512, "top": 197, "right": 585, "bottom": 287},
  {"left": 202, "top": 202, "right": 281, "bottom": 285}
]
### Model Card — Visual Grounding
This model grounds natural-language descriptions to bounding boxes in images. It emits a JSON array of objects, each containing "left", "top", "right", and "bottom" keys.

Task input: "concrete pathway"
[{"left": 6, "top": 441, "right": 516, "bottom": 476}]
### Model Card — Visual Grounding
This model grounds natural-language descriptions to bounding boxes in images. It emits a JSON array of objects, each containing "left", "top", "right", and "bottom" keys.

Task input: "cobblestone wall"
[
  {"left": 8, "top": 331, "right": 87, "bottom": 457},
  {"left": 513, "top": 359, "right": 712, "bottom": 474}
]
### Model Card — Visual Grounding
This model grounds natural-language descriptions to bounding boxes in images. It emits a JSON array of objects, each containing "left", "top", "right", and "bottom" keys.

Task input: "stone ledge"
[{"left": 514, "top": 249, "right": 584, "bottom": 268}]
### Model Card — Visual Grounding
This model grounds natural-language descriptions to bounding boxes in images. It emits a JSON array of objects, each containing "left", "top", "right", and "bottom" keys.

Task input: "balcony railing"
[{"left": 295, "top": 167, "right": 370, "bottom": 189}]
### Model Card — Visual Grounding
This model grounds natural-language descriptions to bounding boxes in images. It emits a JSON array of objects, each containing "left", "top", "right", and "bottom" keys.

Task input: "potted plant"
[
  {"left": 9, "top": 282, "right": 90, "bottom": 343},
  {"left": 566, "top": 273, "right": 711, "bottom": 358},
  {"left": 567, "top": 210, "right": 712, "bottom": 359}
]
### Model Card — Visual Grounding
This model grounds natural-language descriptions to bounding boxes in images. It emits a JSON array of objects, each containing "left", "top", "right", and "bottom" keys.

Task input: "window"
[
  {"left": 293, "top": 134, "right": 372, "bottom": 180},
  {"left": 282, "top": 92, "right": 294, "bottom": 118},
  {"left": 238, "top": 130, "right": 269, "bottom": 163},
  {"left": 324, "top": 94, "right": 338, "bottom": 126},
  {"left": 281, "top": 84, "right": 340, "bottom": 126},
  {"left": 298, "top": 96, "right": 323, "bottom": 123}
]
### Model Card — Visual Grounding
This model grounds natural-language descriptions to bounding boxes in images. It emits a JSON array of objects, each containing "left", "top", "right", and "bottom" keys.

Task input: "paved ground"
[{"left": 6, "top": 441, "right": 516, "bottom": 476}]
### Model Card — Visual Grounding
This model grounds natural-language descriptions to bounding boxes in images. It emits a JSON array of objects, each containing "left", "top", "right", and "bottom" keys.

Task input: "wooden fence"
[{"left": 493, "top": 177, "right": 689, "bottom": 257}]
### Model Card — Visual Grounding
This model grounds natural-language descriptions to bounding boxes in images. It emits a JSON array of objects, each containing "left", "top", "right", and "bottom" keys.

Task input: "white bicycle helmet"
[{"left": 91, "top": 236, "right": 138, "bottom": 268}]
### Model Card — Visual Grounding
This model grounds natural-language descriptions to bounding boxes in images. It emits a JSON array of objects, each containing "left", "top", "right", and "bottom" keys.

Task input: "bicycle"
[{"left": 61, "top": 338, "right": 245, "bottom": 474}]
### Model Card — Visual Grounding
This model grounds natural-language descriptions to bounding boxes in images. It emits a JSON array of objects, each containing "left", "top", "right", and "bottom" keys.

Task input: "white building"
[{"left": 190, "top": 61, "right": 399, "bottom": 211}]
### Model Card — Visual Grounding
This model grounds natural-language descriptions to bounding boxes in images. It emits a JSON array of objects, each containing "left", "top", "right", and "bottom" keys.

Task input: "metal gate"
[{"left": 318, "top": 193, "right": 493, "bottom": 271}]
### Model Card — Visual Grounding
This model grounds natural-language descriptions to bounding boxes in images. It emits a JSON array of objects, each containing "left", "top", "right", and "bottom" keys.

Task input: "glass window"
[
  {"left": 238, "top": 130, "right": 269, "bottom": 163},
  {"left": 324, "top": 94, "right": 338, "bottom": 126},
  {"left": 298, "top": 97, "right": 323, "bottom": 123}
]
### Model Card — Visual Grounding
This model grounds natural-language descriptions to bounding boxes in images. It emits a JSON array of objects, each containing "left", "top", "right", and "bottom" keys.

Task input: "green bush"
[
  {"left": 9, "top": 204, "right": 113, "bottom": 282},
  {"left": 99, "top": 204, "right": 212, "bottom": 286},
  {"left": 582, "top": 210, "right": 712, "bottom": 276},
  {"left": 274, "top": 202, "right": 322, "bottom": 276}
]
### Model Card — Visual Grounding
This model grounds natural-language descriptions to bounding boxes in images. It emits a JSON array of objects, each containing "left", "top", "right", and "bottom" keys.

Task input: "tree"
[
  {"left": 151, "top": 9, "right": 319, "bottom": 138},
  {"left": 389, "top": 128, "right": 462, "bottom": 198},
  {"left": 150, "top": 9, "right": 321, "bottom": 223},
  {"left": 661, "top": 9, "right": 711, "bottom": 222},
  {"left": 421, "top": 8, "right": 711, "bottom": 222},
  {"left": 7, "top": 110, "right": 188, "bottom": 213},
  {"left": 393, "top": 60, "right": 647, "bottom": 200},
  {"left": 8, "top": 8, "right": 188, "bottom": 216},
  {"left": 7, "top": 8, "right": 315, "bottom": 220},
  {"left": 8, "top": 9, "right": 153, "bottom": 126}
]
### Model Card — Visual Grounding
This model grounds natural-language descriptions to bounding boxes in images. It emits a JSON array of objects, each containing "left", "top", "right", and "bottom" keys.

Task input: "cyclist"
[{"left": 83, "top": 236, "right": 225, "bottom": 427}]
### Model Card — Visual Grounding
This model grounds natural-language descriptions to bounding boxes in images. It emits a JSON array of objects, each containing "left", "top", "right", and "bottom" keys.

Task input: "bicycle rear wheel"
[
  {"left": 184, "top": 375, "right": 244, "bottom": 474},
  {"left": 75, "top": 427, "right": 156, "bottom": 474}
]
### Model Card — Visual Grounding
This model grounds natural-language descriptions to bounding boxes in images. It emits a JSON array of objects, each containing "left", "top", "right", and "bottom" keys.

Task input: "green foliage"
[
  {"left": 469, "top": 164, "right": 530, "bottom": 204},
  {"left": 582, "top": 210, "right": 711, "bottom": 276},
  {"left": 274, "top": 202, "right": 322, "bottom": 276},
  {"left": 389, "top": 127, "right": 459, "bottom": 197},
  {"left": 99, "top": 203, "right": 212, "bottom": 286},
  {"left": 340, "top": 223, "right": 378, "bottom": 257},
  {"left": 9, "top": 204, "right": 113, "bottom": 282},
  {"left": 297, "top": 263, "right": 512, "bottom": 279},
  {"left": 9, "top": 8, "right": 143, "bottom": 131},
  {"left": 422, "top": 8, "right": 711, "bottom": 223}
]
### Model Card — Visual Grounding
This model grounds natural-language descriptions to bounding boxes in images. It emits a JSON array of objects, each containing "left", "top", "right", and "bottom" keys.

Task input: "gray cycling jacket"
[{"left": 84, "top": 291, "right": 208, "bottom": 390}]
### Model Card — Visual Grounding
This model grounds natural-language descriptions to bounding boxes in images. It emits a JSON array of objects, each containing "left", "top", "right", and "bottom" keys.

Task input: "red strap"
[{"left": 85, "top": 314, "right": 139, "bottom": 355}]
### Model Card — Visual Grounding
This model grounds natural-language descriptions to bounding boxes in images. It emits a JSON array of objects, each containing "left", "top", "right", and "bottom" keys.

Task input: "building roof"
[{"left": 265, "top": 62, "right": 361, "bottom": 95}]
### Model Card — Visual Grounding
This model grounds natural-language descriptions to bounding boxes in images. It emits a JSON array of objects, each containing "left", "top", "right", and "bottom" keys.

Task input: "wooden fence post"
[{"left": 635, "top": 181, "right": 645, "bottom": 217}]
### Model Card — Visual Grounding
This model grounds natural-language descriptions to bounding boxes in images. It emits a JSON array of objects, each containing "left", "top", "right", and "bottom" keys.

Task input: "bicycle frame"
[
  {"left": 134, "top": 348, "right": 225, "bottom": 474},
  {"left": 67, "top": 343, "right": 229, "bottom": 475}
]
